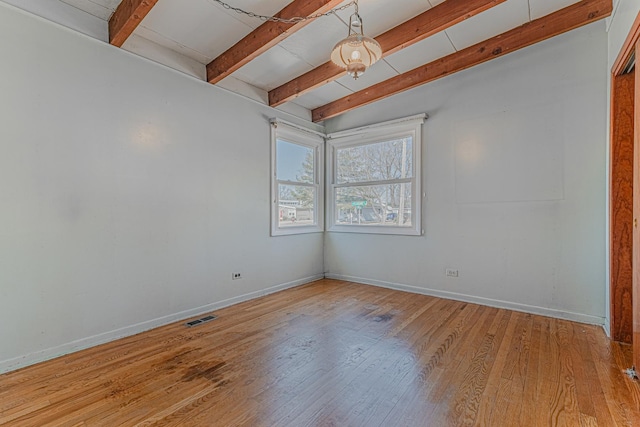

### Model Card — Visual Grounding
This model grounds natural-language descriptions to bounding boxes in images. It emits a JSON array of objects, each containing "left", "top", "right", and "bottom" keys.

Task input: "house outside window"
[
  {"left": 270, "top": 120, "right": 324, "bottom": 236},
  {"left": 326, "top": 114, "right": 425, "bottom": 236}
]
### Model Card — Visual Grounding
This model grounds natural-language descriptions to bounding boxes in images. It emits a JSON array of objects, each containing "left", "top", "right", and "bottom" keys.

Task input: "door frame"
[{"left": 611, "top": 11, "right": 640, "bottom": 369}]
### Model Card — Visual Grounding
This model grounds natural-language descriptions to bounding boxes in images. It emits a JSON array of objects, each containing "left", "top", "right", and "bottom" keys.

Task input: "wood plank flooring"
[{"left": 1, "top": 279, "right": 639, "bottom": 426}]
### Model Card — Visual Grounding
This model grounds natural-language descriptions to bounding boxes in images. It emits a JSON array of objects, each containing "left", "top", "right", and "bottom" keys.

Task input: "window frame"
[
  {"left": 270, "top": 120, "right": 325, "bottom": 236},
  {"left": 326, "top": 115, "right": 425, "bottom": 236}
]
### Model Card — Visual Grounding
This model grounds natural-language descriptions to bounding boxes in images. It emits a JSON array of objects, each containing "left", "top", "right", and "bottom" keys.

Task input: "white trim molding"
[
  {"left": 325, "top": 273, "right": 606, "bottom": 326},
  {"left": 270, "top": 120, "right": 325, "bottom": 236},
  {"left": 326, "top": 113, "right": 428, "bottom": 139},
  {"left": 0, "top": 274, "right": 324, "bottom": 374}
]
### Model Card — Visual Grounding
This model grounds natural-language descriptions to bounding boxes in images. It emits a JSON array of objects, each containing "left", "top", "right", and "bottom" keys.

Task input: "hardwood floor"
[{"left": 1, "top": 279, "right": 639, "bottom": 426}]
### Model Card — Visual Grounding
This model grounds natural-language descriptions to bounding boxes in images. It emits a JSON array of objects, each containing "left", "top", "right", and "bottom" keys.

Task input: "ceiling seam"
[
  {"left": 134, "top": 26, "right": 212, "bottom": 63},
  {"left": 443, "top": 30, "right": 457, "bottom": 52},
  {"left": 58, "top": 0, "right": 111, "bottom": 20},
  {"left": 383, "top": 58, "right": 401, "bottom": 75}
]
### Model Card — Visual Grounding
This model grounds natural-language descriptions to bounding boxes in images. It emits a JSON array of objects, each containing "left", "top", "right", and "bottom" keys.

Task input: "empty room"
[{"left": 2, "top": 0, "right": 640, "bottom": 425}]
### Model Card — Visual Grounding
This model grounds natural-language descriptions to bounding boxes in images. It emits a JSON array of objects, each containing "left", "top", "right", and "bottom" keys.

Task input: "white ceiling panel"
[
  {"left": 34, "top": 0, "right": 599, "bottom": 117},
  {"left": 334, "top": 0, "right": 432, "bottom": 38},
  {"left": 122, "top": 34, "right": 207, "bottom": 80},
  {"left": 134, "top": 26, "right": 212, "bottom": 64},
  {"left": 335, "top": 59, "right": 399, "bottom": 91},
  {"left": 139, "top": 0, "right": 255, "bottom": 63},
  {"left": 215, "top": 75, "right": 268, "bottom": 104},
  {"left": 291, "top": 81, "right": 353, "bottom": 110},
  {"left": 232, "top": 45, "right": 315, "bottom": 90},
  {"left": 278, "top": 14, "right": 348, "bottom": 67},
  {"left": 529, "top": 0, "right": 581, "bottom": 20},
  {"left": 384, "top": 31, "right": 456, "bottom": 74},
  {"left": 59, "top": 0, "right": 119, "bottom": 20},
  {"left": 444, "top": 0, "right": 530, "bottom": 51},
  {"left": 206, "top": 0, "right": 293, "bottom": 30}
]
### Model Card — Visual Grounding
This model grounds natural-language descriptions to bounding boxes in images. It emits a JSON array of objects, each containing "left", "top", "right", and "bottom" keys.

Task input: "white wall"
[
  {"left": 324, "top": 22, "right": 609, "bottom": 325},
  {"left": 0, "top": 3, "right": 324, "bottom": 372},
  {"left": 0, "top": 1, "right": 617, "bottom": 373}
]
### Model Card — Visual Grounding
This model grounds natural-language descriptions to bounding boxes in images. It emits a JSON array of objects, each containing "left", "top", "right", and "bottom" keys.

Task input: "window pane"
[
  {"left": 336, "top": 137, "right": 412, "bottom": 184},
  {"left": 336, "top": 183, "right": 412, "bottom": 226},
  {"left": 277, "top": 139, "right": 314, "bottom": 184},
  {"left": 278, "top": 184, "right": 315, "bottom": 227}
]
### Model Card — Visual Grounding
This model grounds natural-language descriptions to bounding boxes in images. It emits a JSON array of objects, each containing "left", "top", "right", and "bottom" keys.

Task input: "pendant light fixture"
[{"left": 330, "top": 1, "right": 382, "bottom": 79}]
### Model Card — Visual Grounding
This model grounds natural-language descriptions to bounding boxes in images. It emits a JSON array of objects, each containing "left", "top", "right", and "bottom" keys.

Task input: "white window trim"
[
  {"left": 326, "top": 114, "right": 426, "bottom": 236},
  {"left": 270, "top": 119, "right": 325, "bottom": 236}
]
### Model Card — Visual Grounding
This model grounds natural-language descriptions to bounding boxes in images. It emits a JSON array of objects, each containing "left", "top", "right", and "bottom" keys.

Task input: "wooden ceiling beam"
[
  {"left": 312, "top": 0, "right": 612, "bottom": 122},
  {"left": 207, "top": 0, "right": 344, "bottom": 84},
  {"left": 268, "top": 0, "right": 506, "bottom": 107},
  {"left": 109, "top": 0, "right": 159, "bottom": 47}
]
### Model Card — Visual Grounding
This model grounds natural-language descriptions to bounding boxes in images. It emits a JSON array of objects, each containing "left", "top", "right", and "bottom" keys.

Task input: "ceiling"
[{"left": 54, "top": 0, "right": 608, "bottom": 121}]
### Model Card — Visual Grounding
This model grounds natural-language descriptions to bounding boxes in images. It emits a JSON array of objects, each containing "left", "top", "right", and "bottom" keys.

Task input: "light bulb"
[{"left": 330, "top": 11, "right": 382, "bottom": 80}]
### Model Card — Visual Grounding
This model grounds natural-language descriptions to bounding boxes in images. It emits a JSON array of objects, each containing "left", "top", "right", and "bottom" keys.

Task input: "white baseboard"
[
  {"left": 0, "top": 274, "right": 324, "bottom": 374},
  {"left": 325, "top": 273, "right": 606, "bottom": 326},
  {"left": 603, "top": 316, "right": 612, "bottom": 337}
]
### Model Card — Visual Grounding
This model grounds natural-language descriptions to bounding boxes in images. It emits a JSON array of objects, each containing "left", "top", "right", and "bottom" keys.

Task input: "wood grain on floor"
[{"left": 1, "top": 279, "right": 639, "bottom": 426}]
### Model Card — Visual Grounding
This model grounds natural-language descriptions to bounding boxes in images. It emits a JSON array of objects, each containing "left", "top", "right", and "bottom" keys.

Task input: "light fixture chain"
[{"left": 209, "top": 0, "right": 358, "bottom": 24}]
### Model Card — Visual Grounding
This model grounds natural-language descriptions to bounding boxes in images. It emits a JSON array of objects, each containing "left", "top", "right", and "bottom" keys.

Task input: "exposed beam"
[
  {"left": 207, "top": 0, "right": 344, "bottom": 84},
  {"left": 312, "top": 0, "right": 612, "bottom": 122},
  {"left": 269, "top": 0, "right": 506, "bottom": 107},
  {"left": 109, "top": 0, "right": 158, "bottom": 47}
]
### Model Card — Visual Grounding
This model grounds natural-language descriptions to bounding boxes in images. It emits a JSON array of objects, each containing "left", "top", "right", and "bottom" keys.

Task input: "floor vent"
[{"left": 185, "top": 315, "right": 217, "bottom": 327}]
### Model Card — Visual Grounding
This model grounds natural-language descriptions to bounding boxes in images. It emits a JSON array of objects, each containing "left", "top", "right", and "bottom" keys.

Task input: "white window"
[
  {"left": 271, "top": 120, "right": 324, "bottom": 236},
  {"left": 326, "top": 114, "right": 425, "bottom": 236}
]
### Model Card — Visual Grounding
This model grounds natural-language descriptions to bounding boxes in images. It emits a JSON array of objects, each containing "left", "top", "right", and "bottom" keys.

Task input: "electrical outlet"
[
  {"left": 232, "top": 272, "right": 242, "bottom": 280},
  {"left": 445, "top": 269, "right": 459, "bottom": 277}
]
